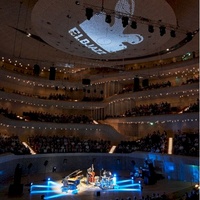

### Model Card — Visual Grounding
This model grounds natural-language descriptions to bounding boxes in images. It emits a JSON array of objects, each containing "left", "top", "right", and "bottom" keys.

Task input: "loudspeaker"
[
  {"left": 49, "top": 67, "right": 56, "bottom": 80},
  {"left": 8, "top": 184, "right": 23, "bottom": 196},
  {"left": 14, "top": 164, "right": 22, "bottom": 185},
  {"left": 96, "top": 191, "right": 100, "bottom": 196},
  {"left": 44, "top": 160, "right": 48, "bottom": 167},
  {"left": 142, "top": 79, "right": 149, "bottom": 88},
  {"left": 33, "top": 64, "right": 40, "bottom": 76},
  {"left": 134, "top": 77, "right": 140, "bottom": 91},
  {"left": 82, "top": 78, "right": 91, "bottom": 85}
]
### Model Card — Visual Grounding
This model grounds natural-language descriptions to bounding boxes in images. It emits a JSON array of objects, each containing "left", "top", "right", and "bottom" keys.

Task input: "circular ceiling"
[{"left": 31, "top": 0, "right": 177, "bottom": 61}]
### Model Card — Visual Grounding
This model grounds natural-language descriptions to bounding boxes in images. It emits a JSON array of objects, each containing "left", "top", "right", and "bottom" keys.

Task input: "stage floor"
[{"left": 0, "top": 171, "right": 195, "bottom": 200}]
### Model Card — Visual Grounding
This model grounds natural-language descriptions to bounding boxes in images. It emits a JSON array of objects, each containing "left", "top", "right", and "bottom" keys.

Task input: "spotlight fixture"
[
  {"left": 85, "top": 8, "right": 93, "bottom": 20},
  {"left": 170, "top": 30, "right": 176, "bottom": 37},
  {"left": 159, "top": 26, "right": 166, "bottom": 36},
  {"left": 75, "top": 1, "right": 80, "bottom": 5},
  {"left": 130, "top": 21, "right": 137, "bottom": 29},
  {"left": 148, "top": 25, "right": 154, "bottom": 33},
  {"left": 122, "top": 16, "right": 129, "bottom": 27},
  {"left": 105, "top": 14, "right": 111, "bottom": 24},
  {"left": 52, "top": 166, "right": 56, "bottom": 172},
  {"left": 186, "top": 32, "right": 193, "bottom": 42}
]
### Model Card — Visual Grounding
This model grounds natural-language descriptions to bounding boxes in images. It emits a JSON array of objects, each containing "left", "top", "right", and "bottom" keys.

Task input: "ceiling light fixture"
[
  {"left": 85, "top": 8, "right": 93, "bottom": 20},
  {"left": 130, "top": 21, "right": 137, "bottom": 29},
  {"left": 186, "top": 32, "right": 193, "bottom": 42},
  {"left": 170, "top": 30, "right": 176, "bottom": 37},
  {"left": 105, "top": 14, "right": 111, "bottom": 24},
  {"left": 148, "top": 25, "right": 154, "bottom": 33},
  {"left": 159, "top": 26, "right": 166, "bottom": 36},
  {"left": 122, "top": 16, "right": 129, "bottom": 28}
]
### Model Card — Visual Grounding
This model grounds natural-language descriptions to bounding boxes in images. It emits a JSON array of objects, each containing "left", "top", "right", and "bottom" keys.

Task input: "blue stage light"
[
  {"left": 113, "top": 174, "right": 117, "bottom": 185},
  {"left": 116, "top": 179, "right": 131, "bottom": 184}
]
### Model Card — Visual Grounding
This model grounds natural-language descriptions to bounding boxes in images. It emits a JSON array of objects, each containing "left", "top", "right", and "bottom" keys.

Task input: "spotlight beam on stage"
[
  {"left": 30, "top": 176, "right": 142, "bottom": 199},
  {"left": 116, "top": 179, "right": 133, "bottom": 184}
]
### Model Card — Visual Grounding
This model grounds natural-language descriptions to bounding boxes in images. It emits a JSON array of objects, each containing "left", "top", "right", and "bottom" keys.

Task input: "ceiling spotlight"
[
  {"left": 159, "top": 26, "right": 166, "bottom": 36},
  {"left": 122, "top": 16, "right": 129, "bottom": 27},
  {"left": 105, "top": 15, "right": 111, "bottom": 24},
  {"left": 75, "top": 1, "right": 80, "bottom": 5},
  {"left": 85, "top": 8, "right": 93, "bottom": 20},
  {"left": 131, "top": 21, "right": 137, "bottom": 29},
  {"left": 26, "top": 32, "right": 31, "bottom": 37},
  {"left": 186, "top": 32, "right": 193, "bottom": 42},
  {"left": 170, "top": 30, "right": 176, "bottom": 37},
  {"left": 148, "top": 25, "right": 154, "bottom": 33}
]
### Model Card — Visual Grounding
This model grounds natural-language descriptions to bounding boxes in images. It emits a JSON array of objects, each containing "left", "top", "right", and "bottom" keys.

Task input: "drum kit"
[{"left": 95, "top": 170, "right": 115, "bottom": 189}]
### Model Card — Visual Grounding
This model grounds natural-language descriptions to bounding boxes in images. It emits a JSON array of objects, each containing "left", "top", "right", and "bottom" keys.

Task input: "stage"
[{"left": 0, "top": 170, "right": 195, "bottom": 200}]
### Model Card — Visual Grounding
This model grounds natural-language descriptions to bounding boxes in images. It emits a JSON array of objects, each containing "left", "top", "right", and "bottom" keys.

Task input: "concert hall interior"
[{"left": 0, "top": 0, "right": 199, "bottom": 200}]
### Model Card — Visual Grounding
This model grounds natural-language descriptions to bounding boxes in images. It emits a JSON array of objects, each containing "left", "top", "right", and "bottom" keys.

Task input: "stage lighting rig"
[
  {"left": 105, "top": 14, "right": 111, "bottom": 23},
  {"left": 85, "top": 8, "right": 93, "bottom": 20},
  {"left": 122, "top": 16, "right": 129, "bottom": 27},
  {"left": 131, "top": 21, "right": 137, "bottom": 29}
]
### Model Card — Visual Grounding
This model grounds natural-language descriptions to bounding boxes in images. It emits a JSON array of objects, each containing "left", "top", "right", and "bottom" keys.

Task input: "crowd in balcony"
[
  {"left": 0, "top": 134, "right": 30, "bottom": 155},
  {"left": 22, "top": 111, "right": 93, "bottom": 124},
  {"left": 124, "top": 102, "right": 172, "bottom": 117},
  {"left": 182, "top": 77, "right": 199, "bottom": 85},
  {"left": 0, "top": 107, "right": 19, "bottom": 120},
  {"left": 1, "top": 75, "right": 198, "bottom": 104},
  {"left": 115, "top": 130, "right": 199, "bottom": 157},
  {"left": 119, "top": 80, "right": 172, "bottom": 94},
  {"left": 0, "top": 107, "right": 93, "bottom": 124},
  {"left": 12, "top": 88, "right": 104, "bottom": 102},
  {"left": 105, "top": 102, "right": 173, "bottom": 119},
  {"left": 183, "top": 99, "right": 199, "bottom": 113},
  {"left": 82, "top": 96, "right": 104, "bottom": 102},
  {"left": 142, "top": 80, "right": 171, "bottom": 91},
  {"left": 173, "top": 131, "right": 199, "bottom": 157},
  {"left": 48, "top": 93, "right": 71, "bottom": 101},
  {"left": 0, "top": 129, "right": 198, "bottom": 157},
  {"left": 27, "top": 135, "right": 111, "bottom": 153},
  {"left": 115, "top": 130, "right": 168, "bottom": 154}
]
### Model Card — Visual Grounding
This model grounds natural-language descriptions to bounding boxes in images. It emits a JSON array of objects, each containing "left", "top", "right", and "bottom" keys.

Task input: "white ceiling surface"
[{"left": 0, "top": 0, "right": 199, "bottom": 69}]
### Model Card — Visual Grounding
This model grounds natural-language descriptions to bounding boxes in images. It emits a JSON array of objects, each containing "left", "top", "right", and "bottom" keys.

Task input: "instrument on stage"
[{"left": 87, "top": 164, "right": 96, "bottom": 183}]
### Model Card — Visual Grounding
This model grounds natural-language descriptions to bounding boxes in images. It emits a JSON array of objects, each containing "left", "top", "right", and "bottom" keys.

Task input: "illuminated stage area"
[
  {"left": 0, "top": 169, "right": 196, "bottom": 200},
  {"left": 30, "top": 175, "right": 142, "bottom": 200}
]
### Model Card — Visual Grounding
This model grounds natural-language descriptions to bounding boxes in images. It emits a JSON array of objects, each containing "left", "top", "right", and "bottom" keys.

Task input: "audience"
[
  {"left": 115, "top": 130, "right": 199, "bottom": 157},
  {"left": 182, "top": 77, "right": 199, "bottom": 85},
  {"left": 113, "top": 186, "right": 199, "bottom": 200},
  {"left": 27, "top": 135, "right": 111, "bottom": 154},
  {"left": 118, "top": 80, "right": 172, "bottom": 94},
  {"left": 173, "top": 131, "right": 199, "bottom": 157},
  {"left": 105, "top": 102, "right": 173, "bottom": 118},
  {"left": 0, "top": 107, "right": 19, "bottom": 120},
  {"left": 183, "top": 99, "right": 199, "bottom": 113},
  {"left": 0, "top": 107, "right": 93, "bottom": 124},
  {"left": 115, "top": 131, "right": 168, "bottom": 154},
  {"left": 22, "top": 111, "right": 93, "bottom": 124},
  {"left": 124, "top": 102, "right": 172, "bottom": 117},
  {"left": 0, "top": 134, "right": 30, "bottom": 155}
]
